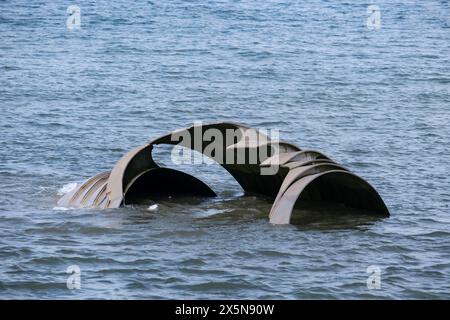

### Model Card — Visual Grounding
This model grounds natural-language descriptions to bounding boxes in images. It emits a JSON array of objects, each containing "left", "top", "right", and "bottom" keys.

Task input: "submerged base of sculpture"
[{"left": 57, "top": 122, "right": 389, "bottom": 224}]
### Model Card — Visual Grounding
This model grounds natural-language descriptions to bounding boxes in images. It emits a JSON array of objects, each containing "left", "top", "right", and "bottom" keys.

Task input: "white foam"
[
  {"left": 147, "top": 204, "right": 158, "bottom": 211},
  {"left": 57, "top": 182, "right": 78, "bottom": 196},
  {"left": 52, "top": 206, "right": 71, "bottom": 211}
]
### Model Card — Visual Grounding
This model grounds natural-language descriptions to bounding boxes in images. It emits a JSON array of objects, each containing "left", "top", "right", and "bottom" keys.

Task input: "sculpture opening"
[
  {"left": 123, "top": 168, "right": 216, "bottom": 205},
  {"left": 269, "top": 170, "right": 389, "bottom": 225},
  {"left": 150, "top": 144, "right": 244, "bottom": 197},
  {"left": 297, "top": 171, "right": 388, "bottom": 215}
]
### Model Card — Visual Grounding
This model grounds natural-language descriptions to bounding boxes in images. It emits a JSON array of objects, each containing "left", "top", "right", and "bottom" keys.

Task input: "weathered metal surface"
[
  {"left": 106, "top": 144, "right": 156, "bottom": 208},
  {"left": 270, "top": 163, "right": 348, "bottom": 209},
  {"left": 57, "top": 122, "right": 389, "bottom": 224},
  {"left": 57, "top": 171, "right": 110, "bottom": 208},
  {"left": 260, "top": 150, "right": 329, "bottom": 167},
  {"left": 269, "top": 170, "right": 390, "bottom": 224}
]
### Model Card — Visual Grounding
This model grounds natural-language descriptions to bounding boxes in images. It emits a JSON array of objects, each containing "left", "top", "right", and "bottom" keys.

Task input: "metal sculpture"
[{"left": 57, "top": 122, "right": 389, "bottom": 224}]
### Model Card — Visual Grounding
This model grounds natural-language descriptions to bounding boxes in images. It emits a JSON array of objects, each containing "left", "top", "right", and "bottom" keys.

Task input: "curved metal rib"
[{"left": 57, "top": 171, "right": 110, "bottom": 208}]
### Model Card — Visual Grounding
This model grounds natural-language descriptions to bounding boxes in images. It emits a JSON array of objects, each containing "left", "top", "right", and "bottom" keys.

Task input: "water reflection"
[{"left": 289, "top": 201, "right": 386, "bottom": 231}]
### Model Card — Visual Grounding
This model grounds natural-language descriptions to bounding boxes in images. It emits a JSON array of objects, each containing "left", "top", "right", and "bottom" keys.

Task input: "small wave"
[
  {"left": 178, "top": 279, "right": 260, "bottom": 291},
  {"left": 419, "top": 231, "right": 450, "bottom": 238},
  {"left": 180, "top": 258, "right": 206, "bottom": 266},
  {"left": 194, "top": 208, "right": 233, "bottom": 218},
  {"left": 157, "top": 229, "right": 209, "bottom": 238},
  {"left": 257, "top": 249, "right": 292, "bottom": 257}
]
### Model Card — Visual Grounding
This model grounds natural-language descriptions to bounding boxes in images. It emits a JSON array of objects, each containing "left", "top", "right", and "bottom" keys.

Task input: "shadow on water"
[
  {"left": 122, "top": 193, "right": 386, "bottom": 233},
  {"left": 289, "top": 200, "right": 387, "bottom": 231}
]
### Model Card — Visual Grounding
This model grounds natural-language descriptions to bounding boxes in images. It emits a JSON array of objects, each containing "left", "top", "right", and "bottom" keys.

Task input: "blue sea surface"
[{"left": 0, "top": 0, "right": 449, "bottom": 299}]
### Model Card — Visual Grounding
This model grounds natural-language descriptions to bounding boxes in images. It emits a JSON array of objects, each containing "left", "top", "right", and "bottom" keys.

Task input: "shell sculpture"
[{"left": 58, "top": 122, "right": 389, "bottom": 224}]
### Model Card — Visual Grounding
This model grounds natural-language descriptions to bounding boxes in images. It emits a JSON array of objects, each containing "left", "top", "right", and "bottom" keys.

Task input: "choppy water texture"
[{"left": 1, "top": 0, "right": 450, "bottom": 299}]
